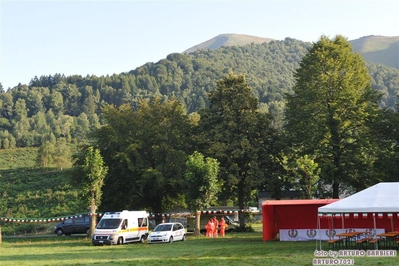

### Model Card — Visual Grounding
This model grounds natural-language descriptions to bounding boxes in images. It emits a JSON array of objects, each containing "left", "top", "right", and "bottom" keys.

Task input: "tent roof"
[
  {"left": 262, "top": 199, "right": 337, "bottom": 206},
  {"left": 318, "top": 182, "right": 399, "bottom": 213}
]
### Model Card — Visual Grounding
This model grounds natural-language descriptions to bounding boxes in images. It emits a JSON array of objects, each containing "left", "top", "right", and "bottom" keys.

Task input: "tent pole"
[
  {"left": 316, "top": 216, "right": 320, "bottom": 251},
  {"left": 373, "top": 213, "right": 378, "bottom": 250}
]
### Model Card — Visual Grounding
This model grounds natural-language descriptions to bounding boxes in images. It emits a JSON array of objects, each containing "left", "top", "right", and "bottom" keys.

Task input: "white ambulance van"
[{"left": 92, "top": 210, "right": 149, "bottom": 245}]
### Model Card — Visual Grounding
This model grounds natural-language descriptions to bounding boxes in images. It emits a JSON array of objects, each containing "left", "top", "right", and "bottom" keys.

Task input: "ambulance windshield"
[{"left": 97, "top": 218, "right": 122, "bottom": 229}]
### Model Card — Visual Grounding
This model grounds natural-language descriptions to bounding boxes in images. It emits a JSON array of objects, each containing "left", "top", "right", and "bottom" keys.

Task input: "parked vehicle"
[
  {"left": 54, "top": 215, "right": 90, "bottom": 236},
  {"left": 147, "top": 222, "right": 187, "bottom": 244},
  {"left": 92, "top": 210, "right": 149, "bottom": 245}
]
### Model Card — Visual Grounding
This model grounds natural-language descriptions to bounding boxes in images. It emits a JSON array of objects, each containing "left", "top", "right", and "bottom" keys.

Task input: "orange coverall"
[
  {"left": 219, "top": 217, "right": 226, "bottom": 237},
  {"left": 206, "top": 219, "right": 214, "bottom": 237},
  {"left": 213, "top": 217, "right": 219, "bottom": 237}
]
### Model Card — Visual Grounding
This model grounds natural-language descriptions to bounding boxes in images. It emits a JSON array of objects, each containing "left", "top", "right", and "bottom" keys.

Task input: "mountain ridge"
[
  {"left": 183, "top": 34, "right": 399, "bottom": 70},
  {"left": 183, "top": 33, "right": 274, "bottom": 54}
]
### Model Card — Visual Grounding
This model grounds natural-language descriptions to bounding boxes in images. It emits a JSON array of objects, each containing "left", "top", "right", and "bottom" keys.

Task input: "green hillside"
[
  {"left": 183, "top": 33, "right": 399, "bottom": 71},
  {"left": 0, "top": 148, "right": 84, "bottom": 234},
  {"left": 350, "top": 35, "right": 399, "bottom": 69},
  {"left": 1, "top": 38, "right": 399, "bottom": 150},
  {"left": 0, "top": 147, "right": 38, "bottom": 169}
]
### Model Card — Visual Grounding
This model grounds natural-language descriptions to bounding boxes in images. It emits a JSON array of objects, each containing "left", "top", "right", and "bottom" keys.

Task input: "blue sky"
[{"left": 1, "top": 0, "right": 398, "bottom": 90}]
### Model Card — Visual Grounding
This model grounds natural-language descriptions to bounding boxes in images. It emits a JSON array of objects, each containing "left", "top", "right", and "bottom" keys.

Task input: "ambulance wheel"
[
  {"left": 117, "top": 237, "right": 123, "bottom": 245},
  {"left": 140, "top": 235, "right": 145, "bottom": 243}
]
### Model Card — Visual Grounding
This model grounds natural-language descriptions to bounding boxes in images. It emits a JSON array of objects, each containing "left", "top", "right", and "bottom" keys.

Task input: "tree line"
[{"left": 1, "top": 38, "right": 399, "bottom": 151}]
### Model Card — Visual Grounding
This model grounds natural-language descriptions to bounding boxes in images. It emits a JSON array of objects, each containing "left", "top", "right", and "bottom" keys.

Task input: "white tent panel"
[{"left": 318, "top": 182, "right": 399, "bottom": 213}]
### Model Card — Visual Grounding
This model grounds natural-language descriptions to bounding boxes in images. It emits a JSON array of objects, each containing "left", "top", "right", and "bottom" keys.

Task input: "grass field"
[{"left": 1, "top": 227, "right": 398, "bottom": 266}]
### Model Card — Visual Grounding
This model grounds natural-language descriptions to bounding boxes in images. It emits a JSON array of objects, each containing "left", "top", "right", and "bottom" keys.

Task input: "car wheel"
[
  {"left": 117, "top": 237, "right": 123, "bottom": 245},
  {"left": 169, "top": 236, "right": 174, "bottom": 243},
  {"left": 56, "top": 228, "right": 63, "bottom": 236},
  {"left": 86, "top": 228, "right": 90, "bottom": 235},
  {"left": 182, "top": 234, "right": 187, "bottom": 241}
]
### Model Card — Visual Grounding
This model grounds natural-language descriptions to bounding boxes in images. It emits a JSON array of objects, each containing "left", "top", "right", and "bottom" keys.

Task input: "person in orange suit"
[
  {"left": 205, "top": 218, "right": 214, "bottom": 237},
  {"left": 219, "top": 217, "right": 226, "bottom": 237},
  {"left": 213, "top": 216, "right": 219, "bottom": 237}
]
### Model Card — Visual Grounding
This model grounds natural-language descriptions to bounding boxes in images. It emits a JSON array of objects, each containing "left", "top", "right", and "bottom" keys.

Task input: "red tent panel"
[
  {"left": 262, "top": 199, "right": 398, "bottom": 241},
  {"left": 262, "top": 199, "right": 338, "bottom": 241}
]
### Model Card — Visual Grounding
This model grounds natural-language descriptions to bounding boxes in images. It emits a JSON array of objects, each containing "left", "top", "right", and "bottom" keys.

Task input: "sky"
[{"left": 1, "top": 0, "right": 398, "bottom": 90}]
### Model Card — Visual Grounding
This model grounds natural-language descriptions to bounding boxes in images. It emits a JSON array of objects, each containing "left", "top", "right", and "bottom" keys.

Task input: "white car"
[{"left": 147, "top": 222, "right": 187, "bottom": 244}]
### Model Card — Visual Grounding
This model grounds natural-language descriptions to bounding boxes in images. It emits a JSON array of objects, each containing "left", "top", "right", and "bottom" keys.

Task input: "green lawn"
[{"left": 0, "top": 230, "right": 398, "bottom": 266}]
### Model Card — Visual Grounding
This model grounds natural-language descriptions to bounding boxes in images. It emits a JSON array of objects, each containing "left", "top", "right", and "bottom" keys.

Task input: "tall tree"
[
  {"left": 368, "top": 106, "right": 399, "bottom": 184},
  {"left": 80, "top": 146, "right": 108, "bottom": 238},
  {"left": 196, "top": 73, "right": 279, "bottom": 228},
  {"left": 284, "top": 35, "right": 382, "bottom": 198},
  {"left": 185, "top": 151, "right": 221, "bottom": 235},
  {"left": 95, "top": 98, "right": 193, "bottom": 220}
]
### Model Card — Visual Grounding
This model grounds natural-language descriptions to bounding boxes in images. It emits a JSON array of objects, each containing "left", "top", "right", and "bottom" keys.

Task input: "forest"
[
  {"left": 1, "top": 37, "right": 399, "bottom": 234},
  {"left": 1, "top": 38, "right": 399, "bottom": 151}
]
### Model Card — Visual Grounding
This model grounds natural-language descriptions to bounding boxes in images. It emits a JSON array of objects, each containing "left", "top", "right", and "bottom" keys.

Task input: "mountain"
[
  {"left": 183, "top": 33, "right": 274, "bottom": 54},
  {"left": 183, "top": 33, "right": 399, "bottom": 71},
  {"left": 350, "top": 35, "right": 399, "bottom": 70}
]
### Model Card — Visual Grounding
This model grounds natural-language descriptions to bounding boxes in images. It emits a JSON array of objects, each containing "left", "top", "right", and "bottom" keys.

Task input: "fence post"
[{"left": 0, "top": 226, "right": 2, "bottom": 244}]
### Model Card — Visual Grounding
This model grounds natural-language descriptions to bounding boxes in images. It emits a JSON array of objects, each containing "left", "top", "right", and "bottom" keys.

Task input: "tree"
[
  {"left": 368, "top": 106, "right": 399, "bottom": 185},
  {"left": 196, "top": 73, "right": 279, "bottom": 228},
  {"left": 95, "top": 98, "right": 194, "bottom": 221},
  {"left": 284, "top": 35, "right": 382, "bottom": 198},
  {"left": 53, "top": 138, "right": 72, "bottom": 169},
  {"left": 185, "top": 151, "right": 221, "bottom": 235},
  {"left": 48, "top": 91, "right": 65, "bottom": 115},
  {"left": 284, "top": 154, "right": 320, "bottom": 199},
  {"left": 80, "top": 146, "right": 108, "bottom": 238},
  {"left": 36, "top": 141, "right": 55, "bottom": 167}
]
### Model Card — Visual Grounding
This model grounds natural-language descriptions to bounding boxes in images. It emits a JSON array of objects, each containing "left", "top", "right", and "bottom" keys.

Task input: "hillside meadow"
[
  {"left": 1, "top": 228, "right": 398, "bottom": 266},
  {"left": 0, "top": 147, "right": 38, "bottom": 169},
  {"left": 0, "top": 148, "right": 86, "bottom": 235}
]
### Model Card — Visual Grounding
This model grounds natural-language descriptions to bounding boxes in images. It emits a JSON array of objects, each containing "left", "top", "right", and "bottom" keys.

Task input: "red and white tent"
[
  {"left": 318, "top": 182, "right": 399, "bottom": 233},
  {"left": 262, "top": 183, "right": 399, "bottom": 242},
  {"left": 318, "top": 182, "right": 399, "bottom": 214},
  {"left": 262, "top": 199, "right": 338, "bottom": 241}
]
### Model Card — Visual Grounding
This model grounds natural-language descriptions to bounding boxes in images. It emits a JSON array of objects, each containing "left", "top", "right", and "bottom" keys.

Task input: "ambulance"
[{"left": 92, "top": 210, "right": 149, "bottom": 245}]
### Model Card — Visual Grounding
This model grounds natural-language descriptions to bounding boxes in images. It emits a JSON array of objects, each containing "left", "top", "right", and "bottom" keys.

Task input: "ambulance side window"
[
  {"left": 138, "top": 218, "right": 143, "bottom": 227},
  {"left": 142, "top": 218, "right": 147, "bottom": 227},
  {"left": 122, "top": 219, "right": 127, "bottom": 229}
]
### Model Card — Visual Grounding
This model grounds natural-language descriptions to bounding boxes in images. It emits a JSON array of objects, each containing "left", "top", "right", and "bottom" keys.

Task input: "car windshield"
[
  {"left": 153, "top": 224, "right": 172, "bottom": 232},
  {"left": 225, "top": 216, "right": 234, "bottom": 222},
  {"left": 96, "top": 218, "right": 122, "bottom": 229}
]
